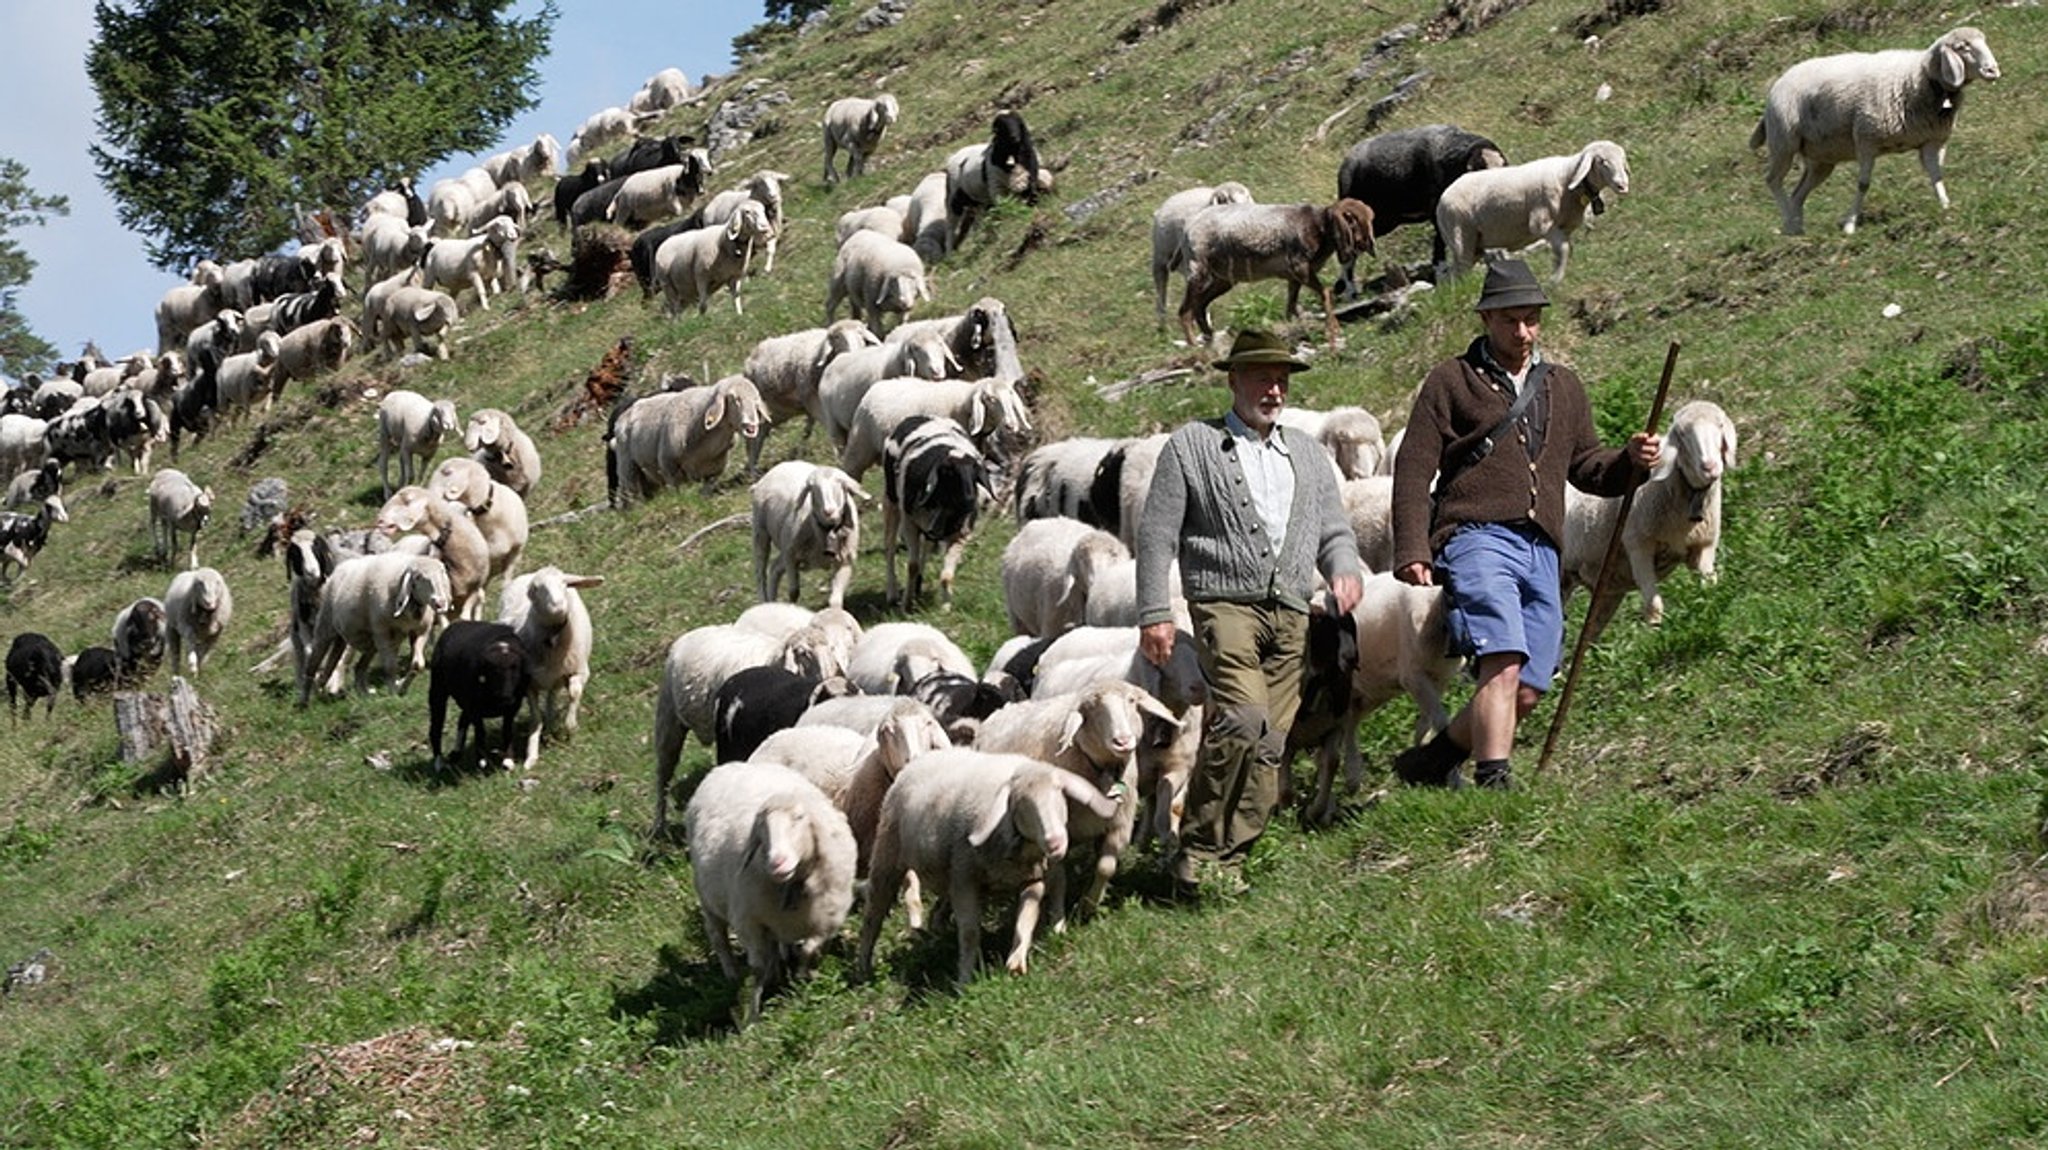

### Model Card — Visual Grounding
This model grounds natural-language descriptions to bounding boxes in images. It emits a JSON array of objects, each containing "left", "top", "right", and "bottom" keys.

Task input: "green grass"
[{"left": 7, "top": 0, "right": 2048, "bottom": 1144}]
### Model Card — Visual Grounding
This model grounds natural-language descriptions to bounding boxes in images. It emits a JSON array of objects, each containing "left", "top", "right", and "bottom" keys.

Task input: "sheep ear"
[
  {"left": 1719, "top": 417, "right": 1738, "bottom": 470},
  {"left": 1057, "top": 709, "right": 1084, "bottom": 755},
  {"left": 967, "top": 783, "right": 1013, "bottom": 847},
  {"left": 968, "top": 391, "right": 991, "bottom": 437},
  {"left": 1568, "top": 148, "right": 1597, "bottom": 192},
  {"left": 1139, "top": 694, "right": 1182, "bottom": 730},
  {"left": 703, "top": 396, "right": 725, "bottom": 431},
  {"left": 1932, "top": 42, "right": 1967, "bottom": 89},
  {"left": 840, "top": 474, "right": 871, "bottom": 503}
]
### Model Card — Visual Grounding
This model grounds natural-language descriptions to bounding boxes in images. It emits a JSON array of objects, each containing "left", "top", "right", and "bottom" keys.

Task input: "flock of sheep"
[{"left": 0, "top": 20, "right": 2000, "bottom": 1024}]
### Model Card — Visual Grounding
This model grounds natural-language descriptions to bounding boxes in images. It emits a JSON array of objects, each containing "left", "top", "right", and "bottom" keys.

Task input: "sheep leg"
[
  {"left": 1626, "top": 539, "right": 1666, "bottom": 626},
  {"left": 937, "top": 534, "right": 969, "bottom": 609},
  {"left": 1787, "top": 159, "right": 1835, "bottom": 238},
  {"left": 949, "top": 872, "right": 989, "bottom": 984},
  {"left": 1312, "top": 275, "right": 1340, "bottom": 347},
  {"left": 1917, "top": 140, "right": 1953, "bottom": 212},
  {"left": 882, "top": 502, "right": 904, "bottom": 606},
  {"left": 701, "top": 907, "right": 741, "bottom": 980},
  {"left": 901, "top": 869, "right": 925, "bottom": 932},
  {"left": 1001, "top": 877, "right": 1046, "bottom": 979},
  {"left": 469, "top": 268, "right": 490, "bottom": 310},
  {"left": 855, "top": 862, "right": 906, "bottom": 981},
  {"left": 651, "top": 694, "right": 686, "bottom": 839},
  {"left": 740, "top": 925, "right": 782, "bottom": 1028},
  {"left": 827, "top": 559, "right": 853, "bottom": 612}
]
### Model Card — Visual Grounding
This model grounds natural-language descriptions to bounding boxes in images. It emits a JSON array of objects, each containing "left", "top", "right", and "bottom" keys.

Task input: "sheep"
[
  {"left": 840, "top": 374, "right": 1033, "bottom": 480},
  {"left": 0, "top": 494, "right": 68, "bottom": 581},
  {"left": 162, "top": 565, "right": 233, "bottom": 677},
  {"left": 481, "top": 134, "right": 561, "bottom": 185},
  {"left": 901, "top": 169, "right": 952, "bottom": 262},
  {"left": 551, "top": 158, "right": 614, "bottom": 228},
  {"left": 604, "top": 163, "right": 702, "bottom": 230},
  {"left": 1001, "top": 518, "right": 1130, "bottom": 638},
  {"left": 568, "top": 106, "right": 636, "bottom": 166},
  {"left": 462, "top": 409, "right": 540, "bottom": 498},
  {"left": 112, "top": 597, "right": 168, "bottom": 685},
  {"left": 846, "top": 621, "right": 978, "bottom": 696},
  {"left": 652, "top": 200, "right": 774, "bottom": 317},
  {"left": 5, "top": 633, "right": 64, "bottom": 724},
  {"left": 471, "top": 182, "right": 532, "bottom": 233},
  {"left": 1333, "top": 124, "right": 1508, "bottom": 291},
  {"left": 823, "top": 94, "right": 900, "bottom": 185},
  {"left": 357, "top": 210, "right": 432, "bottom": 284},
  {"left": 381, "top": 286, "right": 461, "bottom": 361},
  {"left": 684, "top": 761, "right": 857, "bottom": 1027},
  {"left": 856, "top": 749, "right": 1119, "bottom": 986},
  {"left": 893, "top": 297, "right": 1027, "bottom": 384},
  {"left": 246, "top": 279, "right": 345, "bottom": 349},
  {"left": 1151, "top": 181, "right": 1254, "bottom": 324},
  {"left": 283, "top": 530, "right": 333, "bottom": 682},
  {"left": 757, "top": 705, "right": 952, "bottom": 864},
  {"left": 629, "top": 67, "right": 692, "bottom": 115},
  {"left": 974, "top": 682, "right": 1181, "bottom": 919},
  {"left": 768, "top": 607, "right": 864, "bottom": 684},
  {"left": 211, "top": 333, "right": 284, "bottom": 425},
  {"left": 740, "top": 319, "right": 882, "bottom": 472},
  {"left": 812, "top": 327, "right": 956, "bottom": 450},
  {"left": 1562, "top": 400, "right": 1737, "bottom": 644},
  {"left": 604, "top": 376, "right": 770, "bottom": 506},
  {"left": 0, "top": 415, "right": 49, "bottom": 480},
  {"left": 1013, "top": 437, "right": 1123, "bottom": 525},
  {"left": 944, "top": 111, "right": 1047, "bottom": 252},
  {"left": 1276, "top": 405, "right": 1387, "bottom": 481},
  {"left": 712, "top": 664, "right": 856, "bottom": 765},
  {"left": 418, "top": 215, "right": 520, "bottom": 310},
  {"left": 1179, "top": 198, "right": 1375, "bottom": 348},
  {"left": 377, "top": 390, "right": 459, "bottom": 497},
  {"left": 695, "top": 169, "right": 792, "bottom": 274},
  {"left": 374, "top": 485, "right": 491, "bottom": 621},
  {"left": 297, "top": 551, "right": 452, "bottom": 705},
  {"left": 1079, "top": 556, "right": 1191, "bottom": 630},
  {"left": 1435, "top": 140, "right": 1631, "bottom": 282},
  {"left": 1340, "top": 474, "right": 1396, "bottom": 573},
  {"left": 146, "top": 468, "right": 212, "bottom": 569},
  {"left": 879, "top": 417, "right": 991, "bottom": 608},
  {"left": 425, "top": 176, "right": 481, "bottom": 238},
  {"left": 427, "top": 620, "right": 529, "bottom": 773},
  {"left": 1752, "top": 27, "right": 1999, "bottom": 236},
  {"left": 824, "top": 229, "right": 930, "bottom": 334},
  {"left": 100, "top": 388, "right": 167, "bottom": 477},
  {"left": 270, "top": 316, "right": 357, "bottom": 401},
  {"left": 4, "top": 458, "right": 61, "bottom": 510},
  {"left": 650, "top": 622, "right": 803, "bottom": 839},
  {"left": 154, "top": 264, "right": 227, "bottom": 353},
  {"left": 1029, "top": 624, "right": 1209, "bottom": 715},
  {"left": 428, "top": 457, "right": 527, "bottom": 588},
  {"left": 498, "top": 566, "right": 603, "bottom": 770},
  {"left": 183, "top": 309, "right": 246, "bottom": 382},
  {"left": 751, "top": 461, "right": 866, "bottom": 611},
  {"left": 836, "top": 204, "right": 908, "bottom": 246},
  {"left": 68, "top": 646, "right": 120, "bottom": 701}
]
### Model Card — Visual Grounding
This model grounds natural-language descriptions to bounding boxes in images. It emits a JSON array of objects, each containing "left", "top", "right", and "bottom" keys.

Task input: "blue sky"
[{"left": 0, "top": 1, "right": 765, "bottom": 374}]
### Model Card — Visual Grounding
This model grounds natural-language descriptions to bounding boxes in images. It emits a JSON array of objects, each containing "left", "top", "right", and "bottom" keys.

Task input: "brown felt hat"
[
  {"left": 1211, "top": 328, "right": 1311, "bottom": 373},
  {"left": 1474, "top": 259, "right": 1550, "bottom": 311}
]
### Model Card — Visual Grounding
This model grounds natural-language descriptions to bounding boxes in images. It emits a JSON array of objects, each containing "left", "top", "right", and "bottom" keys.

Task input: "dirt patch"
[
  {"left": 209, "top": 1026, "right": 505, "bottom": 1148},
  {"left": 1569, "top": 0, "right": 1665, "bottom": 41},
  {"left": 1778, "top": 721, "right": 1891, "bottom": 797},
  {"left": 1425, "top": 0, "right": 1537, "bottom": 42},
  {"left": 1118, "top": 0, "right": 1232, "bottom": 46},
  {"left": 1979, "top": 867, "right": 2048, "bottom": 937}
]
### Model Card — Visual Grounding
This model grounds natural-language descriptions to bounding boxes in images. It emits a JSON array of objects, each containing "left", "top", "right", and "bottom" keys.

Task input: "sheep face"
[
  {"left": 1932, "top": 27, "right": 1999, "bottom": 87},
  {"left": 1569, "top": 142, "right": 1630, "bottom": 205},
  {"left": 1328, "top": 198, "right": 1377, "bottom": 263},
  {"left": 1657, "top": 402, "right": 1738, "bottom": 505}
]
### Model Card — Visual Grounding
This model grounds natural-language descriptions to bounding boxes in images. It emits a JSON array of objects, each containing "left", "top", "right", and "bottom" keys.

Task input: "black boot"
[
  {"left": 1394, "top": 732, "right": 1468, "bottom": 788},
  {"left": 1473, "top": 758, "right": 1513, "bottom": 791}
]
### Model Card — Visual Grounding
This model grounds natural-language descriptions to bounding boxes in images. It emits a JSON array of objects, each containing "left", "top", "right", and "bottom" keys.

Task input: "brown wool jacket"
[{"left": 1392, "top": 338, "right": 1643, "bottom": 569}]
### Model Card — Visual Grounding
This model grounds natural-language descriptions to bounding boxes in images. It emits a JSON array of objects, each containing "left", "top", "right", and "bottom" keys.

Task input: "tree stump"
[{"left": 115, "top": 678, "right": 219, "bottom": 789}]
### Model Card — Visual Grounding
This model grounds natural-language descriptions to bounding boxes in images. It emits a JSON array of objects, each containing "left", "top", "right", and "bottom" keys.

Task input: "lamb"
[
  {"left": 650, "top": 622, "right": 808, "bottom": 839},
  {"left": 750, "top": 461, "right": 866, "bottom": 611},
  {"left": 1179, "top": 198, "right": 1375, "bottom": 348},
  {"left": 377, "top": 390, "right": 460, "bottom": 497},
  {"left": 694, "top": 169, "right": 792, "bottom": 274},
  {"left": 901, "top": 169, "right": 952, "bottom": 262},
  {"left": 1561, "top": 400, "right": 1737, "bottom": 643},
  {"left": 740, "top": 319, "right": 881, "bottom": 472},
  {"left": 297, "top": 551, "right": 452, "bottom": 705},
  {"left": 162, "top": 565, "right": 233, "bottom": 677},
  {"left": 418, "top": 215, "right": 520, "bottom": 310},
  {"left": 427, "top": 619, "right": 529, "bottom": 773},
  {"left": 1276, "top": 405, "right": 1387, "bottom": 481},
  {"left": 112, "top": 597, "right": 168, "bottom": 684},
  {"left": 811, "top": 327, "right": 956, "bottom": 450},
  {"left": 845, "top": 621, "right": 978, "bottom": 696},
  {"left": 824, "top": 229, "right": 930, "bottom": 334},
  {"left": 462, "top": 409, "right": 541, "bottom": 497},
  {"left": 375, "top": 485, "right": 491, "bottom": 621},
  {"left": 1333, "top": 124, "right": 1508, "bottom": 291},
  {"left": 652, "top": 200, "right": 774, "bottom": 317},
  {"left": 684, "top": 761, "right": 857, "bottom": 1026},
  {"left": 146, "top": 468, "right": 213, "bottom": 569},
  {"left": 629, "top": 67, "right": 691, "bottom": 115},
  {"left": 856, "top": 749, "right": 1119, "bottom": 986},
  {"left": 380, "top": 285, "right": 461, "bottom": 360},
  {"left": 604, "top": 163, "right": 703, "bottom": 230},
  {"left": 68, "top": 646, "right": 121, "bottom": 701},
  {"left": 822, "top": 94, "right": 900, "bottom": 184},
  {"left": 1435, "top": 140, "right": 1631, "bottom": 281},
  {"left": 498, "top": 566, "right": 603, "bottom": 769},
  {"left": 211, "top": 333, "right": 284, "bottom": 425},
  {"left": 428, "top": 457, "right": 527, "bottom": 588},
  {"left": 944, "top": 111, "right": 1047, "bottom": 252},
  {"left": 0, "top": 494, "right": 68, "bottom": 581},
  {"left": 1150, "top": 181, "right": 1254, "bottom": 324},
  {"left": 5, "top": 633, "right": 64, "bottom": 723},
  {"left": 711, "top": 664, "right": 854, "bottom": 764},
  {"left": 604, "top": 376, "right": 770, "bottom": 506},
  {"left": 1000, "top": 517, "right": 1130, "bottom": 638},
  {"left": 1751, "top": 27, "right": 2000, "bottom": 235},
  {"left": 973, "top": 682, "right": 1181, "bottom": 919},
  {"left": 878, "top": 416, "right": 991, "bottom": 608}
]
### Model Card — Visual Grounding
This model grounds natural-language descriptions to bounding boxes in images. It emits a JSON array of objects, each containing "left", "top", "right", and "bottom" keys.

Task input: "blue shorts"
[{"left": 1436, "top": 521, "right": 1564, "bottom": 692}]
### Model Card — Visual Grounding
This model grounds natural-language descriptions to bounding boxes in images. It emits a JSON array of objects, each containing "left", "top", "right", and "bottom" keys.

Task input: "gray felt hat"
[
  {"left": 1474, "top": 259, "right": 1550, "bottom": 311},
  {"left": 1211, "top": 328, "right": 1311, "bottom": 373}
]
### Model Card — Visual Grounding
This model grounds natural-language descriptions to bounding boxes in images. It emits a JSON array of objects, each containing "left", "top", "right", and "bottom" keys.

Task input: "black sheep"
[
  {"left": 1334, "top": 123, "right": 1507, "bottom": 291},
  {"left": 551, "top": 159, "right": 613, "bottom": 228},
  {"left": 6, "top": 633, "right": 64, "bottom": 723},
  {"left": 69, "top": 646, "right": 121, "bottom": 701},
  {"left": 428, "top": 621, "right": 530, "bottom": 772},
  {"left": 881, "top": 415, "right": 990, "bottom": 608},
  {"left": 712, "top": 664, "right": 855, "bottom": 764},
  {"left": 0, "top": 496, "right": 68, "bottom": 582}
]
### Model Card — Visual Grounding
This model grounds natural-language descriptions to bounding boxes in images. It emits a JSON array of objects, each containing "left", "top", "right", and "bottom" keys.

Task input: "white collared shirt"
[{"left": 1225, "top": 410, "right": 1294, "bottom": 549}]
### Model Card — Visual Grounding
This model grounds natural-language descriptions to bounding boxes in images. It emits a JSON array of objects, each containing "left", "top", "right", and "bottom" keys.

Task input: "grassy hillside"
[{"left": 6, "top": 0, "right": 2048, "bottom": 1145}]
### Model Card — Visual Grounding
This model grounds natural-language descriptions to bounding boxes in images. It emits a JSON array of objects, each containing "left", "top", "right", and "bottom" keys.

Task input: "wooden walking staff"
[{"left": 1536, "top": 339, "right": 1681, "bottom": 775}]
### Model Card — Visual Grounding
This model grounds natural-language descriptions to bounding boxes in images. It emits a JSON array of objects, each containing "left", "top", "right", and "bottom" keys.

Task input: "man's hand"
[
  {"left": 1139, "top": 620, "right": 1177, "bottom": 668},
  {"left": 1327, "top": 573, "right": 1363, "bottom": 617},
  {"left": 1395, "top": 561, "right": 1432, "bottom": 587},
  {"left": 1630, "top": 431, "right": 1663, "bottom": 472}
]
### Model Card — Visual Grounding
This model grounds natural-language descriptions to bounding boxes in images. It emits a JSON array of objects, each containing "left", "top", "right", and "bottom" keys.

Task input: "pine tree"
[{"left": 0, "top": 157, "right": 71, "bottom": 379}]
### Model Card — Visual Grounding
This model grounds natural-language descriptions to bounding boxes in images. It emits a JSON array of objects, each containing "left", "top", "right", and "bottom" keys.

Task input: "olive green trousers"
[{"left": 1180, "top": 599, "right": 1307, "bottom": 865}]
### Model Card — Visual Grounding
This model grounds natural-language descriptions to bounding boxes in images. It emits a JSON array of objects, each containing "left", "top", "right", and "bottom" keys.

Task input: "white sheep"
[
  {"left": 429, "top": 456, "right": 527, "bottom": 589},
  {"left": 683, "top": 761, "right": 857, "bottom": 1027},
  {"left": 756, "top": 705, "right": 952, "bottom": 868},
  {"left": 162, "top": 565, "right": 233, "bottom": 677},
  {"left": 462, "top": 408, "right": 541, "bottom": 497},
  {"left": 498, "top": 566, "right": 603, "bottom": 770},
  {"left": 1340, "top": 474, "right": 1395, "bottom": 573},
  {"left": 605, "top": 376, "right": 770, "bottom": 505},
  {"left": 1178, "top": 198, "right": 1375, "bottom": 347},
  {"left": 650, "top": 622, "right": 804, "bottom": 839},
  {"left": 1013, "top": 436, "right": 1122, "bottom": 524},
  {"left": 1000, "top": 517, "right": 1130, "bottom": 638},
  {"left": 358, "top": 268, "right": 416, "bottom": 349},
  {"left": 297, "top": 551, "right": 452, "bottom": 704},
  {"left": 568, "top": 106, "right": 636, "bottom": 166},
  {"left": 750, "top": 461, "right": 867, "bottom": 611},
  {"left": 1562, "top": 400, "right": 1737, "bottom": 643},
  {"left": 973, "top": 681, "right": 1181, "bottom": 919},
  {"left": 375, "top": 484, "right": 491, "bottom": 622},
  {"left": 146, "top": 468, "right": 213, "bottom": 569},
  {"left": 811, "top": 328, "right": 956, "bottom": 450},
  {"left": 835, "top": 204, "right": 908, "bottom": 246},
  {"left": 653, "top": 200, "right": 774, "bottom": 317},
  {"left": 418, "top": 215, "right": 520, "bottom": 309},
  {"left": 212, "top": 333, "right": 284, "bottom": 425},
  {"left": 381, "top": 286, "right": 460, "bottom": 361},
  {"left": 1435, "top": 140, "right": 1631, "bottom": 281},
  {"left": 741, "top": 318, "right": 882, "bottom": 472},
  {"left": 1276, "top": 405, "right": 1387, "bottom": 481},
  {"left": 629, "top": 68, "right": 691, "bottom": 115},
  {"left": 1080, "top": 556, "right": 1190, "bottom": 630},
  {"left": 481, "top": 134, "right": 561, "bottom": 184},
  {"left": 604, "top": 163, "right": 700, "bottom": 230},
  {"left": 1029, "top": 624, "right": 1209, "bottom": 715},
  {"left": 1752, "top": 27, "right": 1999, "bottom": 236},
  {"left": 822, "top": 94, "right": 900, "bottom": 184},
  {"left": 356, "top": 214, "right": 431, "bottom": 283},
  {"left": 696, "top": 169, "right": 792, "bottom": 274},
  {"left": 154, "top": 274, "right": 226, "bottom": 355},
  {"left": 825, "top": 229, "right": 930, "bottom": 335},
  {"left": 425, "top": 175, "right": 480, "bottom": 237},
  {"left": 845, "top": 621, "right": 976, "bottom": 696},
  {"left": 856, "top": 749, "right": 1119, "bottom": 985},
  {"left": 377, "top": 390, "right": 459, "bottom": 497},
  {"left": 839, "top": 374, "right": 1032, "bottom": 480},
  {"left": 0, "top": 415, "right": 49, "bottom": 483},
  {"left": 901, "top": 169, "right": 952, "bottom": 262},
  {"left": 270, "top": 316, "right": 357, "bottom": 402},
  {"left": 1151, "top": 181, "right": 1254, "bottom": 324}
]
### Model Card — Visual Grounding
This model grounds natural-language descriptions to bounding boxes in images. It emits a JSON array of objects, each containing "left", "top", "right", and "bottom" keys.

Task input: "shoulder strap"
[{"left": 1437, "top": 362, "right": 1548, "bottom": 497}]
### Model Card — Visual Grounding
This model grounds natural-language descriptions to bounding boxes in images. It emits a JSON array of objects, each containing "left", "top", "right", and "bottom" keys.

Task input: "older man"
[{"left": 1137, "top": 329, "right": 1363, "bottom": 893}]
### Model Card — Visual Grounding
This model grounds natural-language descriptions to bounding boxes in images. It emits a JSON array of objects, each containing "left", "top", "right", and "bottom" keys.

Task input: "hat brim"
[
  {"left": 1476, "top": 287, "right": 1550, "bottom": 311},
  {"left": 1213, "top": 351, "right": 1312, "bottom": 373}
]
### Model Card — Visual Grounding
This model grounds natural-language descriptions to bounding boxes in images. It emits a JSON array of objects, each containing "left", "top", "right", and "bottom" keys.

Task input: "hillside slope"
[{"left": 5, "top": 0, "right": 2048, "bottom": 1145}]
